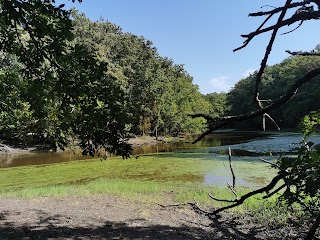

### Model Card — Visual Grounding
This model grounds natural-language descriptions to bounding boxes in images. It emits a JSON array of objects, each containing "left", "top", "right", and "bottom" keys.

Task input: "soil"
[
  {"left": 0, "top": 195, "right": 315, "bottom": 240},
  {"left": 1, "top": 138, "right": 318, "bottom": 239}
]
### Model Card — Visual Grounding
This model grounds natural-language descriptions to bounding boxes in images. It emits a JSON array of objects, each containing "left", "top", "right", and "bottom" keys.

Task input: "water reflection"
[
  {"left": 0, "top": 151, "right": 95, "bottom": 168},
  {"left": 1, "top": 131, "right": 319, "bottom": 169},
  {"left": 133, "top": 131, "right": 271, "bottom": 155}
]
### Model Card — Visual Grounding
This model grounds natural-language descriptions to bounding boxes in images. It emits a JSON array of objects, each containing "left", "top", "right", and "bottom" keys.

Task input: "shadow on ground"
[{"left": 0, "top": 211, "right": 306, "bottom": 240}]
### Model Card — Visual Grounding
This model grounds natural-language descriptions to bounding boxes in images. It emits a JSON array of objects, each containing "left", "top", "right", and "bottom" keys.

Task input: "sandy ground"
[{"left": 0, "top": 195, "right": 316, "bottom": 240}]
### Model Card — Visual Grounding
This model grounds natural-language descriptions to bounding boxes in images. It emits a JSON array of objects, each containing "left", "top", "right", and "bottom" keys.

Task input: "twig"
[
  {"left": 241, "top": 11, "right": 320, "bottom": 40},
  {"left": 264, "top": 113, "right": 281, "bottom": 130},
  {"left": 234, "top": 13, "right": 274, "bottom": 52},
  {"left": 249, "top": 1, "right": 315, "bottom": 17},
  {"left": 228, "top": 147, "right": 236, "bottom": 188},
  {"left": 259, "top": 158, "right": 280, "bottom": 167},
  {"left": 191, "top": 199, "right": 212, "bottom": 214},
  {"left": 157, "top": 203, "right": 190, "bottom": 208},
  {"left": 208, "top": 193, "right": 237, "bottom": 203},
  {"left": 263, "top": 183, "right": 286, "bottom": 198},
  {"left": 261, "top": 5, "right": 277, "bottom": 9},
  {"left": 281, "top": 20, "right": 304, "bottom": 34},
  {"left": 227, "top": 183, "right": 239, "bottom": 201}
]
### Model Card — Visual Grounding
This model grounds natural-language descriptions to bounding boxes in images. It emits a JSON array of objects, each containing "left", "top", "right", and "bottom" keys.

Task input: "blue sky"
[{"left": 62, "top": 0, "right": 319, "bottom": 94}]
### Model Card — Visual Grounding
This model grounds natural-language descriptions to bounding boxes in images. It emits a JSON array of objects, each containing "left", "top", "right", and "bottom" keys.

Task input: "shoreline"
[{"left": 0, "top": 136, "right": 186, "bottom": 156}]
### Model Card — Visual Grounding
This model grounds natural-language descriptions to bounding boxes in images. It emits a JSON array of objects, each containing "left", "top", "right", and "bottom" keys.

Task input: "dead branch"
[
  {"left": 208, "top": 193, "right": 237, "bottom": 203},
  {"left": 227, "top": 183, "right": 239, "bottom": 201},
  {"left": 228, "top": 147, "right": 236, "bottom": 188},
  {"left": 157, "top": 203, "right": 190, "bottom": 208},
  {"left": 234, "top": 13, "right": 275, "bottom": 52},
  {"left": 281, "top": 20, "right": 304, "bottom": 34},
  {"left": 261, "top": 5, "right": 277, "bottom": 9},
  {"left": 262, "top": 183, "right": 286, "bottom": 199},
  {"left": 264, "top": 113, "right": 281, "bottom": 130},
  {"left": 239, "top": 11, "right": 320, "bottom": 42},
  {"left": 210, "top": 174, "right": 283, "bottom": 215},
  {"left": 191, "top": 68, "right": 320, "bottom": 143},
  {"left": 249, "top": 1, "right": 319, "bottom": 17},
  {"left": 253, "top": 0, "right": 292, "bottom": 109},
  {"left": 259, "top": 158, "right": 280, "bottom": 167},
  {"left": 191, "top": 199, "right": 213, "bottom": 214}
]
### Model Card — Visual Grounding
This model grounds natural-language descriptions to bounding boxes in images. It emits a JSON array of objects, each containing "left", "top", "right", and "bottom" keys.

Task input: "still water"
[{"left": 1, "top": 131, "right": 320, "bottom": 169}]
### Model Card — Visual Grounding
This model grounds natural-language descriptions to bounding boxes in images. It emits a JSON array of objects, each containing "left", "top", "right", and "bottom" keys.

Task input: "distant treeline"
[{"left": 226, "top": 46, "right": 320, "bottom": 130}]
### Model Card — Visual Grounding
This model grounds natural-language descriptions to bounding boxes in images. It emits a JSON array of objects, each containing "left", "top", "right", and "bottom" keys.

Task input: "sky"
[{"left": 60, "top": 0, "right": 319, "bottom": 94}]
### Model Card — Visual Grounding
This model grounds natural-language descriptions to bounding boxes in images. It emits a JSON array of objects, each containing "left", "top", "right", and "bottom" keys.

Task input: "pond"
[
  {"left": 1, "top": 131, "right": 319, "bottom": 187},
  {"left": 0, "top": 131, "right": 270, "bottom": 168}
]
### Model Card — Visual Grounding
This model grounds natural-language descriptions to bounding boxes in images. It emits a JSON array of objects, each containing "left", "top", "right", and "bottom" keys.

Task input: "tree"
[
  {"left": 0, "top": 0, "right": 132, "bottom": 158},
  {"left": 227, "top": 53, "right": 320, "bottom": 129},
  {"left": 191, "top": 2, "right": 320, "bottom": 239},
  {"left": 204, "top": 92, "right": 229, "bottom": 118},
  {"left": 71, "top": 11, "right": 210, "bottom": 137}
]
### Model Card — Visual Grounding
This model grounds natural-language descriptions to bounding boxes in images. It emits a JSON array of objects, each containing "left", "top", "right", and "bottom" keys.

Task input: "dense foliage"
[
  {"left": 227, "top": 46, "right": 320, "bottom": 130},
  {"left": 204, "top": 92, "right": 228, "bottom": 118},
  {"left": 71, "top": 11, "right": 211, "bottom": 136},
  {"left": 274, "top": 111, "right": 320, "bottom": 239},
  {"left": 0, "top": 4, "right": 210, "bottom": 155}
]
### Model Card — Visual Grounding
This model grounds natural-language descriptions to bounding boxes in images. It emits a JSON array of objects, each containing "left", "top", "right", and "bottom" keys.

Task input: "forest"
[
  {"left": 0, "top": 1, "right": 320, "bottom": 239},
  {"left": 1, "top": 9, "right": 319, "bottom": 151},
  {"left": 0, "top": 10, "right": 210, "bottom": 155}
]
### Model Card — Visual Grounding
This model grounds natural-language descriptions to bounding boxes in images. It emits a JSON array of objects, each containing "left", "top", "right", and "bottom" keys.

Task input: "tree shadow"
[
  {"left": 0, "top": 210, "right": 307, "bottom": 239},
  {"left": 0, "top": 216, "right": 212, "bottom": 240}
]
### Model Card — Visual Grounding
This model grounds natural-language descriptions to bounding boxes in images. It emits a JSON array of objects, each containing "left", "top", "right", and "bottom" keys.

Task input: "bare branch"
[
  {"left": 228, "top": 147, "right": 236, "bottom": 189},
  {"left": 227, "top": 183, "right": 239, "bottom": 201},
  {"left": 208, "top": 193, "right": 237, "bottom": 203},
  {"left": 249, "top": 1, "right": 316, "bottom": 17},
  {"left": 191, "top": 199, "right": 213, "bottom": 214},
  {"left": 263, "top": 183, "right": 286, "bottom": 199},
  {"left": 234, "top": 13, "right": 274, "bottom": 52},
  {"left": 261, "top": 5, "right": 277, "bottom": 9},
  {"left": 253, "top": 0, "right": 292, "bottom": 108},
  {"left": 240, "top": 11, "right": 320, "bottom": 42},
  {"left": 264, "top": 113, "right": 281, "bottom": 130},
  {"left": 210, "top": 174, "right": 283, "bottom": 215},
  {"left": 191, "top": 68, "right": 320, "bottom": 143},
  {"left": 281, "top": 20, "right": 304, "bottom": 34},
  {"left": 157, "top": 203, "right": 190, "bottom": 208},
  {"left": 260, "top": 158, "right": 280, "bottom": 167}
]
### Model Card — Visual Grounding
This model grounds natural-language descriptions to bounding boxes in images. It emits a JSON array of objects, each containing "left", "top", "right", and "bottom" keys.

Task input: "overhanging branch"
[{"left": 191, "top": 68, "right": 320, "bottom": 143}]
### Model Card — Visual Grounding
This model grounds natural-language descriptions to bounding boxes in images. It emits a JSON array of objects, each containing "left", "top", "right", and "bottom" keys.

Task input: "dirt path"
[{"left": 0, "top": 195, "right": 313, "bottom": 240}]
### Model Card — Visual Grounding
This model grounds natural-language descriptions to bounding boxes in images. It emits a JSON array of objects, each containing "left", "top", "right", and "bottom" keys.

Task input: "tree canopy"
[
  {"left": 0, "top": 2, "right": 210, "bottom": 157},
  {"left": 227, "top": 49, "right": 320, "bottom": 129}
]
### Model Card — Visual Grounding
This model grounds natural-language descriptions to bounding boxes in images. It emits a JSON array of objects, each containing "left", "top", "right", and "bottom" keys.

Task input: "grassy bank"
[{"left": 0, "top": 153, "right": 283, "bottom": 216}]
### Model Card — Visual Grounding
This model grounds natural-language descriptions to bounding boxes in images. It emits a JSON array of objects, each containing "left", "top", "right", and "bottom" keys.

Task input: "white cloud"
[
  {"left": 242, "top": 69, "right": 256, "bottom": 78},
  {"left": 207, "top": 76, "right": 233, "bottom": 93}
]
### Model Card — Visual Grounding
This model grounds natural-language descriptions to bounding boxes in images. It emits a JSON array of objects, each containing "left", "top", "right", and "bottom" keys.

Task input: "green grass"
[{"left": 0, "top": 152, "right": 281, "bottom": 214}]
